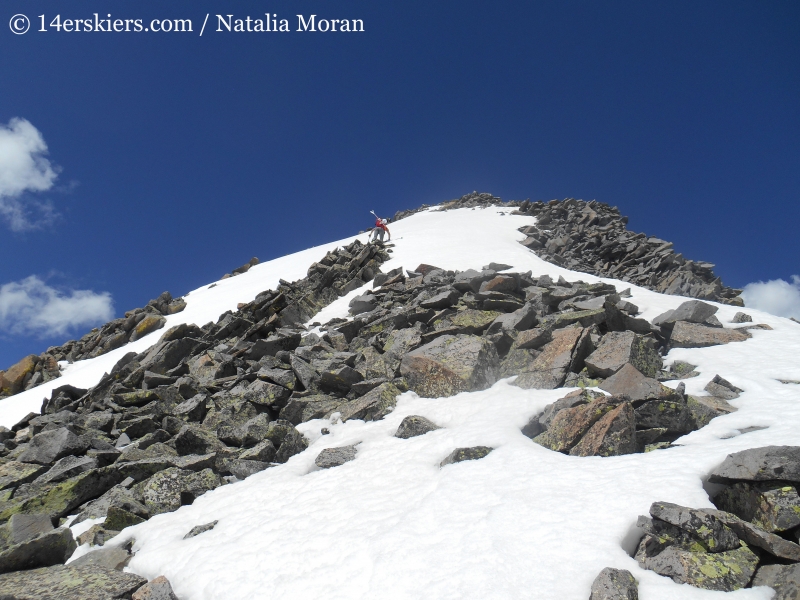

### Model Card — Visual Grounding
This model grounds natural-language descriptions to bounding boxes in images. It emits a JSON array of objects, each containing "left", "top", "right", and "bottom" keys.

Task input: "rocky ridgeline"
[
  {"left": 0, "top": 239, "right": 388, "bottom": 597},
  {"left": 513, "top": 198, "right": 744, "bottom": 305},
  {"left": 0, "top": 290, "right": 188, "bottom": 402}
]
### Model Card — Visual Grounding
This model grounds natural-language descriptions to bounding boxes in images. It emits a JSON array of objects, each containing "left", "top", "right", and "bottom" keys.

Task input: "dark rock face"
[
  {"left": 589, "top": 567, "right": 638, "bottom": 600},
  {"left": 510, "top": 198, "right": 742, "bottom": 305},
  {"left": 0, "top": 564, "right": 148, "bottom": 599},
  {"left": 710, "top": 446, "right": 800, "bottom": 484}
]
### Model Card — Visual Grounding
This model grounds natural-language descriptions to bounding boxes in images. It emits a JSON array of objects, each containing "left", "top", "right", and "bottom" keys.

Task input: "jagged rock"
[
  {"left": 395, "top": 416, "right": 441, "bottom": 439},
  {"left": 349, "top": 294, "right": 378, "bottom": 315},
  {"left": 315, "top": 445, "right": 357, "bottom": 469},
  {"left": 535, "top": 389, "right": 601, "bottom": 432},
  {"left": 0, "top": 526, "right": 76, "bottom": 574},
  {"left": 35, "top": 456, "right": 99, "bottom": 486},
  {"left": 599, "top": 364, "right": 675, "bottom": 403},
  {"left": 17, "top": 428, "right": 90, "bottom": 465},
  {"left": 221, "top": 459, "right": 272, "bottom": 479},
  {"left": 420, "top": 289, "right": 460, "bottom": 309},
  {"left": 72, "top": 485, "right": 149, "bottom": 526},
  {"left": 649, "top": 502, "right": 740, "bottom": 552},
  {"left": 709, "top": 446, "right": 800, "bottom": 484},
  {"left": 136, "top": 467, "right": 221, "bottom": 516},
  {"left": 339, "top": 382, "right": 402, "bottom": 422},
  {"left": 0, "top": 355, "right": 38, "bottom": 396},
  {"left": 0, "top": 462, "right": 48, "bottom": 491},
  {"left": 129, "top": 314, "right": 167, "bottom": 342},
  {"left": 104, "top": 505, "right": 146, "bottom": 530},
  {"left": 131, "top": 575, "right": 179, "bottom": 600},
  {"left": 704, "top": 375, "right": 743, "bottom": 400},
  {"left": 584, "top": 332, "right": 662, "bottom": 378},
  {"left": 279, "top": 395, "right": 343, "bottom": 426},
  {"left": 653, "top": 300, "right": 719, "bottom": 327},
  {"left": 264, "top": 420, "right": 307, "bottom": 463},
  {"left": 669, "top": 322, "right": 750, "bottom": 348},
  {"left": 70, "top": 545, "right": 131, "bottom": 570},
  {"left": 440, "top": 446, "right": 493, "bottom": 467},
  {"left": 0, "top": 564, "right": 147, "bottom": 599},
  {"left": 400, "top": 335, "right": 499, "bottom": 398},
  {"left": 569, "top": 401, "right": 636, "bottom": 457},
  {"left": 713, "top": 482, "right": 800, "bottom": 532},
  {"left": 76, "top": 524, "right": 119, "bottom": 547},
  {"left": 752, "top": 564, "right": 800, "bottom": 599},
  {"left": 174, "top": 424, "right": 223, "bottom": 456},
  {"left": 643, "top": 544, "right": 758, "bottom": 591},
  {"left": 702, "top": 507, "right": 800, "bottom": 561},
  {"left": 634, "top": 397, "right": 694, "bottom": 434},
  {"left": 686, "top": 395, "right": 737, "bottom": 428},
  {"left": 184, "top": 520, "right": 218, "bottom": 539},
  {"left": 732, "top": 312, "right": 753, "bottom": 323},
  {"left": 589, "top": 567, "right": 638, "bottom": 600},
  {"left": 514, "top": 328, "right": 591, "bottom": 389},
  {"left": 533, "top": 396, "right": 620, "bottom": 453}
]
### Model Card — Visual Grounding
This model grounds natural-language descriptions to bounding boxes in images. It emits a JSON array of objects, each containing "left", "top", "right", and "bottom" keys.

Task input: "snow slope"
[{"left": 6, "top": 206, "right": 800, "bottom": 599}]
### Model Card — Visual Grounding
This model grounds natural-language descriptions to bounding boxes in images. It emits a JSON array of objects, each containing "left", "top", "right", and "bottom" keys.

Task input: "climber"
[{"left": 370, "top": 211, "right": 391, "bottom": 243}]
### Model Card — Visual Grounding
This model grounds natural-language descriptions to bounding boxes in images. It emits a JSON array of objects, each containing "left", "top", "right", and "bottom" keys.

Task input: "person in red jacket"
[{"left": 370, "top": 213, "right": 391, "bottom": 243}]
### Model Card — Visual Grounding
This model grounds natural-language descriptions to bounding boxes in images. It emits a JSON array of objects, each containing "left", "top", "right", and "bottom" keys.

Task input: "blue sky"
[{"left": 1, "top": 0, "right": 799, "bottom": 369}]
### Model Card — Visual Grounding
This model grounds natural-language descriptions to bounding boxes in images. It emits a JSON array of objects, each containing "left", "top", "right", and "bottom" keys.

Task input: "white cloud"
[
  {"left": 741, "top": 275, "right": 800, "bottom": 319},
  {"left": 0, "top": 276, "right": 114, "bottom": 338},
  {"left": 0, "top": 117, "right": 60, "bottom": 231}
]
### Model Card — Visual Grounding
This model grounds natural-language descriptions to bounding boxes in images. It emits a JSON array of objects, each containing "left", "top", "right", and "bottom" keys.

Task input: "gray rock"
[
  {"left": 669, "top": 322, "right": 750, "bottom": 348},
  {"left": 0, "top": 461, "right": 48, "bottom": 491},
  {"left": 400, "top": 335, "right": 499, "bottom": 398},
  {"left": 713, "top": 481, "right": 800, "bottom": 532},
  {"left": 533, "top": 396, "right": 620, "bottom": 453},
  {"left": 589, "top": 567, "right": 638, "bottom": 600},
  {"left": 0, "top": 564, "right": 147, "bottom": 600},
  {"left": 132, "top": 575, "right": 179, "bottom": 600},
  {"left": 223, "top": 459, "right": 272, "bottom": 479},
  {"left": 649, "top": 502, "right": 739, "bottom": 552},
  {"left": 0, "top": 527, "right": 76, "bottom": 574},
  {"left": 69, "top": 545, "right": 131, "bottom": 571},
  {"left": 635, "top": 397, "right": 694, "bottom": 434},
  {"left": 395, "top": 416, "right": 441, "bottom": 439},
  {"left": 569, "top": 401, "right": 636, "bottom": 457},
  {"left": 136, "top": 467, "right": 221, "bottom": 516},
  {"left": 599, "top": 364, "right": 675, "bottom": 402},
  {"left": 17, "top": 427, "right": 90, "bottom": 465},
  {"left": 279, "top": 394, "right": 343, "bottom": 426},
  {"left": 420, "top": 289, "right": 460, "bottom": 309},
  {"left": 752, "top": 564, "right": 800, "bottom": 599},
  {"left": 239, "top": 379, "right": 291, "bottom": 407},
  {"left": 584, "top": 331, "right": 662, "bottom": 378},
  {"left": 184, "top": 520, "right": 218, "bottom": 539},
  {"left": 703, "top": 375, "right": 743, "bottom": 400},
  {"left": 349, "top": 294, "right": 378, "bottom": 315},
  {"left": 174, "top": 424, "right": 223, "bottom": 456},
  {"left": 514, "top": 328, "right": 592, "bottom": 390},
  {"left": 514, "top": 327, "right": 552, "bottom": 350},
  {"left": 702, "top": 507, "right": 800, "bottom": 561},
  {"left": 643, "top": 544, "right": 758, "bottom": 591},
  {"left": 315, "top": 445, "right": 357, "bottom": 469},
  {"left": 338, "top": 382, "right": 402, "bottom": 422},
  {"left": 653, "top": 300, "right": 718, "bottom": 326},
  {"left": 440, "top": 446, "right": 493, "bottom": 467},
  {"left": 686, "top": 395, "right": 737, "bottom": 429},
  {"left": 709, "top": 446, "right": 800, "bottom": 484},
  {"left": 732, "top": 312, "right": 752, "bottom": 323}
]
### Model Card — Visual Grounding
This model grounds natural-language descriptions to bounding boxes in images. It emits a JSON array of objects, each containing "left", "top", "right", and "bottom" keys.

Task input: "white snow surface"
[{"left": 5, "top": 206, "right": 800, "bottom": 599}]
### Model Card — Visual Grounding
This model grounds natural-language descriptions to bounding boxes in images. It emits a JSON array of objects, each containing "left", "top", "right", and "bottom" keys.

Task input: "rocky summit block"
[
  {"left": 315, "top": 445, "right": 357, "bottom": 469},
  {"left": 400, "top": 334, "right": 499, "bottom": 398}
]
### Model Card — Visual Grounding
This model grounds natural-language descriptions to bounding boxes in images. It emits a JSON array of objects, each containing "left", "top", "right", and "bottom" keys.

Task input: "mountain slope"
[{"left": 2, "top": 204, "right": 800, "bottom": 599}]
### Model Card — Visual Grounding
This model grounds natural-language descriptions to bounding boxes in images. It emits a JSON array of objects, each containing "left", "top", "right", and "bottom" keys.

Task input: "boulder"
[
  {"left": 584, "top": 332, "right": 662, "bottom": 378},
  {"left": 569, "top": 401, "right": 636, "bottom": 457},
  {"left": 18, "top": 427, "right": 90, "bottom": 465},
  {"left": 669, "top": 322, "right": 750, "bottom": 348},
  {"left": 136, "top": 467, "right": 221, "bottom": 516},
  {"left": 174, "top": 424, "right": 224, "bottom": 456},
  {"left": 440, "top": 446, "right": 493, "bottom": 467},
  {"left": 349, "top": 294, "right": 378, "bottom": 315},
  {"left": 649, "top": 502, "right": 740, "bottom": 552},
  {"left": 709, "top": 446, "right": 800, "bottom": 484},
  {"left": 131, "top": 575, "right": 179, "bottom": 600},
  {"left": 704, "top": 375, "right": 743, "bottom": 400},
  {"left": 35, "top": 456, "right": 98, "bottom": 486},
  {"left": 0, "top": 564, "right": 147, "bottom": 599},
  {"left": 653, "top": 300, "right": 719, "bottom": 327},
  {"left": 70, "top": 545, "right": 131, "bottom": 571},
  {"left": 533, "top": 396, "right": 620, "bottom": 453},
  {"left": 589, "top": 567, "right": 638, "bottom": 600},
  {"left": 315, "top": 445, "right": 358, "bottom": 469},
  {"left": 279, "top": 395, "right": 343, "bottom": 426},
  {"left": 0, "top": 462, "right": 48, "bottom": 491},
  {"left": 713, "top": 481, "right": 800, "bottom": 532},
  {"left": 129, "top": 315, "right": 167, "bottom": 342},
  {"left": 752, "top": 564, "right": 800, "bottom": 600},
  {"left": 0, "top": 526, "right": 76, "bottom": 574},
  {"left": 514, "top": 328, "right": 592, "bottom": 390},
  {"left": 184, "top": 520, "right": 218, "bottom": 539},
  {"left": 702, "top": 508, "right": 800, "bottom": 562},
  {"left": 395, "top": 416, "right": 441, "bottom": 439},
  {"left": 0, "top": 355, "right": 38, "bottom": 396},
  {"left": 599, "top": 364, "right": 675, "bottom": 403},
  {"left": 643, "top": 544, "right": 758, "bottom": 591},
  {"left": 338, "top": 382, "right": 402, "bottom": 422},
  {"left": 400, "top": 335, "right": 499, "bottom": 398}
]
